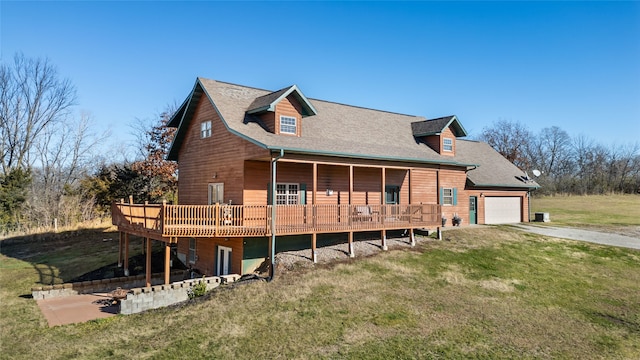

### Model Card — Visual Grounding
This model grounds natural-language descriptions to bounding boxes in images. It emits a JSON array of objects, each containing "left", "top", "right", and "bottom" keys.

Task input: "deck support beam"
[
  {"left": 164, "top": 243, "right": 171, "bottom": 285},
  {"left": 381, "top": 229, "right": 388, "bottom": 251},
  {"left": 124, "top": 233, "right": 130, "bottom": 276},
  {"left": 145, "top": 237, "right": 152, "bottom": 287},
  {"left": 312, "top": 233, "right": 317, "bottom": 263},
  {"left": 410, "top": 228, "right": 416, "bottom": 247},
  {"left": 118, "top": 232, "right": 123, "bottom": 267},
  {"left": 348, "top": 231, "right": 355, "bottom": 258}
]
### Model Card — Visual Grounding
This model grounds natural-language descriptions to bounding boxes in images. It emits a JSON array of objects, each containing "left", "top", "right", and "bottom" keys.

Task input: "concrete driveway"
[{"left": 513, "top": 224, "right": 640, "bottom": 250}]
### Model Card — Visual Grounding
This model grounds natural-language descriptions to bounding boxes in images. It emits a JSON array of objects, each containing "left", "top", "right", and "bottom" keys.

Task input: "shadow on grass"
[{"left": 0, "top": 227, "right": 186, "bottom": 285}]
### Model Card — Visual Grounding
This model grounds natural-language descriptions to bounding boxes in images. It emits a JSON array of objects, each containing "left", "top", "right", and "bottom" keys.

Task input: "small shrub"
[{"left": 187, "top": 277, "right": 207, "bottom": 299}]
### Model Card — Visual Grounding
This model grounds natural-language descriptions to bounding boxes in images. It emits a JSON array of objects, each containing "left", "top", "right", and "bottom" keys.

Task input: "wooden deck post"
[
  {"left": 349, "top": 165, "right": 354, "bottom": 226},
  {"left": 348, "top": 231, "right": 354, "bottom": 258},
  {"left": 118, "top": 231, "right": 123, "bottom": 267},
  {"left": 410, "top": 228, "right": 416, "bottom": 247},
  {"left": 145, "top": 237, "right": 152, "bottom": 287},
  {"left": 164, "top": 243, "right": 171, "bottom": 285},
  {"left": 312, "top": 163, "right": 317, "bottom": 204},
  {"left": 312, "top": 233, "right": 317, "bottom": 263},
  {"left": 312, "top": 163, "right": 317, "bottom": 229},
  {"left": 124, "top": 233, "right": 130, "bottom": 276},
  {"left": 381, "top": 168, "right": 388, "bottom": 251}
]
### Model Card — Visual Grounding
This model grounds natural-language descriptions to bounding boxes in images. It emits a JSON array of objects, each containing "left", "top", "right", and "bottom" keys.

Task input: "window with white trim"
[
  {"left": 443, "top": 188, "right": 454, "bottom": 205},
  {"left": 276, "top": 183, "right": 299, "bottom": 205},
  {"left": 189, "top": 238, "right": 196, "bottom": 263},
  {"left": 201, "top": 121, "right": 212, "bottom": 138},
  {"left": 279, "top": 116, "right": 297, "bottom": 135},
  {"left": 443, "top": 138, "right": 453, "bottom": 152}
]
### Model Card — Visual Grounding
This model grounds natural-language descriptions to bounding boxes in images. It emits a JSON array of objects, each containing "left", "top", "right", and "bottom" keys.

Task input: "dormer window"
[
  {"left": 280, "top": 116, "right": 297, "bottom": 135},
  {"left": 443, "top": 138, "right": 453, "bottom": 152}
]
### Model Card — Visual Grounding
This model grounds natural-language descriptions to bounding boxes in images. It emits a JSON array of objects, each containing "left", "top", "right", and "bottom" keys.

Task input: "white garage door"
[{"left": 485, "top": 197, "right": 521, "bottom": 224}]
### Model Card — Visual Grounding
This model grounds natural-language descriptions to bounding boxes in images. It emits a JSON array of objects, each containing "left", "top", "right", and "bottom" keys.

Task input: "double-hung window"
[
  {"left": 442, "top": 188, "right": 454, "bottom": 205},
  {"left": 280, "top": 116, "right": 297, "bottom": 135},
  {"left": 276, "top": 183, "right": 299, "bottom": 205},
  {"left": 443, "top": 138, "right": 453, "bottom": 152},
  {"left": 201, "top": 121, "right": 212, "bottom": 138}
]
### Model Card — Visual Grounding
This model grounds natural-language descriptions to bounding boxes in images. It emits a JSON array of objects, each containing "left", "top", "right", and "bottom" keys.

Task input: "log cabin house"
[{"left": 111, "top": 77, "right": 539, "bottom": 284}]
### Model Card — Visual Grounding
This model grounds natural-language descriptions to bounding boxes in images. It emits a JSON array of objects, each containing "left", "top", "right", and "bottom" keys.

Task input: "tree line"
[
  {"left": 479, "top": 120, "right": 640, "bottom": 195},
  {"left": 0, "top": 54, "right": 175, "bottom": 234}
]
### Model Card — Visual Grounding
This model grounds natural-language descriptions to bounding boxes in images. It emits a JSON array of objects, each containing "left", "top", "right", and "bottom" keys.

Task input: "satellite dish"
[{"left": 532, "top": 169, "right": 541, "bottom": 177}]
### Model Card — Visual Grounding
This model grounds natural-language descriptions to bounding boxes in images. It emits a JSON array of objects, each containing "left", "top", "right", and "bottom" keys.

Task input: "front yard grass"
[
  {"left": 532, "top": 194, "right": 640, "bottom": 234},
  {"left": 1, "top": 225, "right": 639, "bottom": 359}
]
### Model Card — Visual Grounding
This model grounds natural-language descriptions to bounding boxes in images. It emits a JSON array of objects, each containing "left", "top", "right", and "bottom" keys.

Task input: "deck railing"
[{"left": 112, "top": 202, "right": 441, "bottom": 238}]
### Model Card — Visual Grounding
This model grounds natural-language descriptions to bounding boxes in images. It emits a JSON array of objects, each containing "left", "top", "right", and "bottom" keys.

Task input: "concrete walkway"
[
  {"left": 513, "top": 224, "right": 640, "bottom": 250},
  {"left": 37, "top": 293, "right": 118, "bottom": 326}
]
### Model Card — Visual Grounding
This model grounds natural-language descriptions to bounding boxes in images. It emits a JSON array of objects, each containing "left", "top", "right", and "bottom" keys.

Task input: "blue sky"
[{"left": 2, "top": 1, "right": 639, "bottom": 160}]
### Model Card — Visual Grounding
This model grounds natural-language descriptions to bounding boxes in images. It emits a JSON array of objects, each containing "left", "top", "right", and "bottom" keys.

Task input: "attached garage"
[{"left": 484, "top": 197, "right": 521, "bottom": 224}]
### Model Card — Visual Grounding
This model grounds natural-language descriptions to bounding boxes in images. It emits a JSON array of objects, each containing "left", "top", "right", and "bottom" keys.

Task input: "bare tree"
[
  {"left": 0, "top": 53, "right": 76, "bottom": 175},
  {"left": 25, "top": 112, "right": 108, "bottom": 227},
  {"left": 528, "top": 126, "right": 574, "bottom": 193},
  {"left": 479, "top": 119, "right": 533, "bottom": 170}
]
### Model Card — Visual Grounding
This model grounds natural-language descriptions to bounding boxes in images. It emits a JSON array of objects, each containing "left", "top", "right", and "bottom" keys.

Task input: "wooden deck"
[{"left": 112, "top": 202, "right": 441, "bottom": 240}]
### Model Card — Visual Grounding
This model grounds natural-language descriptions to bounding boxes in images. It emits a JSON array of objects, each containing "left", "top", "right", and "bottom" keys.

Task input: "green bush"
[{"left": 187, "top": 278, "right": 207, "bottom": 299}]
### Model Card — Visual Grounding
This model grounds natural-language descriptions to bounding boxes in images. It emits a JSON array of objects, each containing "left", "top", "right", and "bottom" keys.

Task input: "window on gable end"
[
  {"left": 443, "top": 138, "right": 453, "bottom": 152},
  {"left": 201, "top": 121, "right": 212, "bottom": 138},
  {"left": 280, "top": 116, "right": 297, "bottom": 135}
]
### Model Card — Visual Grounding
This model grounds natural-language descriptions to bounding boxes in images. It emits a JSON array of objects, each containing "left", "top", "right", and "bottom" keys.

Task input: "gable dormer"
[
  {"left": 246, "top": 85, "right": 317, "bottom": 137},
  {"left": 411, "top": 115, "right": 467, "bottom": 156}
]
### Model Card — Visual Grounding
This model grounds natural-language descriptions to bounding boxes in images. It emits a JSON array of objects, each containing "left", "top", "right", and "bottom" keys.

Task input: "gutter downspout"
[{"left": 267, "top": 149, "right": 284, "bottom": 282}]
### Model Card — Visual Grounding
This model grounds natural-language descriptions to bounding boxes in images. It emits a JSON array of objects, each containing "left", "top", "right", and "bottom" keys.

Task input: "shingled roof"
[
  {"left": 411, "top": 115, "right": 467, "bottom": 137},
  {"left": 456, "top": 140, "right": 539, "bottom": 188},
  {"left": 247, "top": 85, "right": 317, "bottom": 117},
  {"left": 167, "top": 77, "right": 537, "bottom": 189}
]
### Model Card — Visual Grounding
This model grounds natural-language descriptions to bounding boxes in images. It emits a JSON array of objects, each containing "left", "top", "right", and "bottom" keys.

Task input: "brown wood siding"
[
  {"left": 423, "top": 135, "right": 441, "bottom": 153},
  {"left": 386, "top": 168, "right": 408, "bottom": 204},
  {"left": 275, "top": 96, "right": 302, "bottom": 137},
  {"left": 244, "top": 160, "right": 270, "bottom": 205},
  {"left": 317, "top": 164, "right": 350, "bottom": 204},
  {"left": 243, "top": 159, "right": 443, "bottom": 207},
  {"left": 276, "top": 162, "right": 314, "bottom": 189},
  {"left": 420, "top": 127, "right": 456, "bottom": 156},
  {"left": 440, "top": 127, "right": 456, "bottom": 156},
  {"left": 193, "top": 237, "right": 243, "bottom": 276},
  {"left": 353, "top": 167, "right": 381, "bottom": 204},
  {"left": 439, "top": 166, "right": 468, "bottom": 223},
  {"left": 410, "top": 168, "right": 438, "bottom": 204},
  {"left": 259, "top": 112, "right": 276, "bottom": 133},
  {"left": 177, "top": 237, "right": 189, "bottom": 260},
  {"left": 177, "top": 96, "right": 268, "bottom": 206}
]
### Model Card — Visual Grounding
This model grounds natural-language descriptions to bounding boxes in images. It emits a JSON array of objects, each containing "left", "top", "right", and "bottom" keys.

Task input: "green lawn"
[
  {"left": 532, "top": 194, "right": 640, "bottom": 235},
  {"left": 1, "top": 220, "right": 639, "bottom": 359}
]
